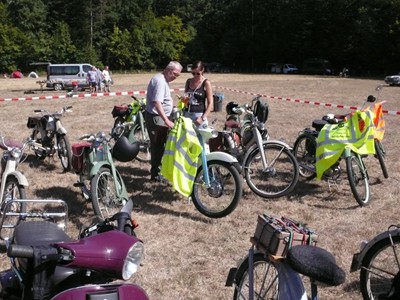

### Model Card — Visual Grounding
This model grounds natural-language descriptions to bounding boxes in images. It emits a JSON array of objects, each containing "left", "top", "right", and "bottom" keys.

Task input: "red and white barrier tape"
[{"left": 215, "top": 86, "right": 400, "bottom": 116}]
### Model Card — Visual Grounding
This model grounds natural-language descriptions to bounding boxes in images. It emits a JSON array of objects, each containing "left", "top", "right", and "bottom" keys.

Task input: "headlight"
[
  {"left": 122, "top": 241, "right": 144, "bottom": 280},
  {"left": 10, "top": 148, "right": 22, "bottom": 159}
]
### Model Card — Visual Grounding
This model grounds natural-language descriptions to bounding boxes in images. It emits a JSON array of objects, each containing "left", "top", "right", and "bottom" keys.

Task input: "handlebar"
[
  {"left": 7, "top": 244, "right": 34, "bottom": 258},
  {"left": 34, "top": 106, "right": 73, "bottom": 116}
]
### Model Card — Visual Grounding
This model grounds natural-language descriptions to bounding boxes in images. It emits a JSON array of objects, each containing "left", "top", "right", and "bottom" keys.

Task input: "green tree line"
[{"left": 1, "top": 0, "right": 400, "bottom": 75}]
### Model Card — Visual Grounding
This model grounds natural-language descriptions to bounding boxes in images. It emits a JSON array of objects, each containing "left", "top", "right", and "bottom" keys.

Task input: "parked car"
[
  {"left": 384, "top": 72, "right": 400, "bottom": 86},
  {"left": 267, "top": 63, "right": 299, "bottom": 74},
  {"left": 282, "top": 64, "right": 299, "bottom": 74},
  {"left": 302, "top": 58, "right": 334, "bottom": 75}
]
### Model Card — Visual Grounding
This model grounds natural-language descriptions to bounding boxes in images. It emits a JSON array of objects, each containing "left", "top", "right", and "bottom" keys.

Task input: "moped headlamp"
[
  {"left": 10, "top": 147, "right": 22, "bottom": 159},
  {"left": 122, "top": 241, "right": 144, "bottom": 280}
]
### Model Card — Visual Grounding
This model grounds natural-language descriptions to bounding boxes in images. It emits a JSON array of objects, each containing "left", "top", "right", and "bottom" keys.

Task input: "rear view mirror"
[{"left": 367, "top": 95, "right": 376, "bottom": 103}]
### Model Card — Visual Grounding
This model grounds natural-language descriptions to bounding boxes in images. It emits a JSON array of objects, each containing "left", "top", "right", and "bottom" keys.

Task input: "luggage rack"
[{"left": 0, "top": 199, "right": 68, "bottom": 241}]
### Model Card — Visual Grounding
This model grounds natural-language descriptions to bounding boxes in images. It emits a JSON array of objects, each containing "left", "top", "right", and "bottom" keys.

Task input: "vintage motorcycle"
[
  {"left": 72, "top": 128, "right": 139, "bottom": 220},
  {"left": 27, "top": 106, "right": 73, "bottom": 172},
  {"left": 0, "top": 198, "right": 148, "bottom": 300}
]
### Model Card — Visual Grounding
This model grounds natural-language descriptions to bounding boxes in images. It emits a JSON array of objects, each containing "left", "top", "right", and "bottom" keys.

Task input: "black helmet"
[
  {"left": 226, "top": 101, "right": 239, "bottom": 115},
  {"left": 112, "top": 136, "right": 139, "bottom": 162}
]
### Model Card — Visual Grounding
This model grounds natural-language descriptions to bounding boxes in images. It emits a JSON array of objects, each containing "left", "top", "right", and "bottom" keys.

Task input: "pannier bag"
[{"left": 71, "top": 142, "right": 91, "bottom": 172}]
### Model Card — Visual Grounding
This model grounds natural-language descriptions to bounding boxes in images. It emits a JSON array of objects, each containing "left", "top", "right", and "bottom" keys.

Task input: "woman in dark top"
[{"left": 183, "top": 60, "right": 213, "bottom": 127}]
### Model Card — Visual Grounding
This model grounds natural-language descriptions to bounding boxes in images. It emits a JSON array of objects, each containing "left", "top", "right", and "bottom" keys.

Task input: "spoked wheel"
[
  {"left": 132, "top": 124, "right": 151, "bottom": 162},
  {"left": 191, "top": 160, "right": 242, "bottom": 218},
  {"left": 90, "top": 167, "right": 125, "bottom": 220},
  {"left": 360, "top": 235, "right": 400, "bottom": 300},
  {"left": 57, "top": 134, "right": 72, "bottom": 172},
  {"left": 112, "top": 117, "right": 127, "bottom": 138},
  {"left": 233, "top": 253, "right": 279, "bottom": 300},
  {"left": 375, "top": 139, "right": 389, "bottom": 179},
  {"left": 293, "top": 132, "right": 317, "bottom": 180},
  {"left": 346, "top": 154, "right": 370, "bottom": 206},
  {"left": 244, "top": 142, "right": 299, "bottom": 198},
  {"left": 31, "top": 129, "right": 46, "bottom": 160}
]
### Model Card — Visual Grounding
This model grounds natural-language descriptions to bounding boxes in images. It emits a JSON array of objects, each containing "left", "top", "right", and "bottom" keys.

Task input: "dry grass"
[{"left": 1, "top": 73, "right": 400, "bottom": 299}]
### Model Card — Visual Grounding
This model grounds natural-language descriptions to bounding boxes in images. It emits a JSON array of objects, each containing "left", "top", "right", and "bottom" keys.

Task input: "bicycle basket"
[{"left": 253, "top": 99, "right": 269, "bottom": 123}]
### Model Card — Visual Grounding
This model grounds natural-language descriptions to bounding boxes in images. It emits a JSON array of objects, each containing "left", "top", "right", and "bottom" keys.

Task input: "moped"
[
  {"left": 27, "top": 106, "right": 73, "bottom": 172},
  {"left": 0, "top": 135, "right": 33, "bottom": 215},
  {"left": 112, "top": 96, "right": 150, "bottom": 162},
  {"left": 72, "top": 128, "right": 139, "bottom": 220},
  {"left": 0, "top": 198, "right": 148, "bottom": 300}
]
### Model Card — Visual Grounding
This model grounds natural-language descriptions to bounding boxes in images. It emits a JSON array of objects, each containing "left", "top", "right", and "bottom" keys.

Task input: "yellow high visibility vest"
[
  {"left": 315, "top": 110, "right": 375, "bottom": 180},
  {"left": 161, "top": 117, "right": 202, "bottom": 197}
]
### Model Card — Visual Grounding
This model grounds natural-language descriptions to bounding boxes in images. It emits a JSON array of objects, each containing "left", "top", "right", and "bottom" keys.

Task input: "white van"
[{"left": 46, "top": 63, "right": 93, "bottom": 91}]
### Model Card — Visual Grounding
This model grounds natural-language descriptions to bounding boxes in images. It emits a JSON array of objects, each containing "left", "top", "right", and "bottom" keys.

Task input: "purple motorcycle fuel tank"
[{"left": 54, "top": 230, "right": 139, "bottom": 280}]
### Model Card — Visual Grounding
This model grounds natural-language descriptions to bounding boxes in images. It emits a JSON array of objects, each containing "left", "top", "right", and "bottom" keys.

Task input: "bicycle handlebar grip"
[{"left": 7, "top": 244, "right": 34, "bottom": 258}]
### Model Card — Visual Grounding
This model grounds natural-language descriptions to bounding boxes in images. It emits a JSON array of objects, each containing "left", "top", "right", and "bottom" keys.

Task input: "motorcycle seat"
[
  {"left": 225, "top": 120, "right": 240, "bottom": 129},
  {"left": 13, "top": 221, "right": 71, "bottom": 246}
]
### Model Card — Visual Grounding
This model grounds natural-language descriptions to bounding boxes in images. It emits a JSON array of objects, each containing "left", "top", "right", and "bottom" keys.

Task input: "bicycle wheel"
[
  {"left": 360, "top": 235, "right": 400, "bottom": 300},
  {"left": 233, "top": 253, "right": 279, "bottom": 300},
  {"left": 375, "top": 139, "right": 388, "bottom": 179},
  {"left": 346, "top": 154, "right": 370, "bottom": 206},
  {"left": 191, "top": 160, "right": 242, "bottom": 218},
  {"left": 132, "top": 124, "right": 151, "bottom": 162},
  {"left": 293, "top": 132, "right": 317, "bottom": 180},
  {"left": 57, "top": 134, "right": 72, "bottom": 172},
  {"left": 244, "top": 143, "right": 299, "bottom": 198},
  {"left": 90, "top": 167, "right": 124, "bottom": 220}
]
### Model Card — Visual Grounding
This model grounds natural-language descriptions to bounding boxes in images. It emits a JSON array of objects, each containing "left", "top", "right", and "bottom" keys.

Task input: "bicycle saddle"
[{"left": 287, "top": 245, "right": 346, "bottom": 286}]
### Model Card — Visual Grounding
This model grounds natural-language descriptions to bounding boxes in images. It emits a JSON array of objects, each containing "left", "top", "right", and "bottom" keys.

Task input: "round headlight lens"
[{"left": 122, "top": 241, "right": 144, "bottom": 280}]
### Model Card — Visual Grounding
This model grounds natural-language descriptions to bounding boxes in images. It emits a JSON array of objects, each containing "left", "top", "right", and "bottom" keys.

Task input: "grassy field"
[{"left": 0, "top": 73, "right": 400, "bottom": 299}]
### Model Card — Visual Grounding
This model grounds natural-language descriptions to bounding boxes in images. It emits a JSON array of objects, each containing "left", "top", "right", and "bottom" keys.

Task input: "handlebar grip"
[
  {"left": 79, "top": 134, "right": 92, "bottom": 140},
  {"left": 66, "top": 106, "right": 73, "bottom": 110},
  {"left": 34, "top": 109, "right": 42, "bottom": 113},
  {"left": 0, "top": 240, "right": 7, "bottom": 253},
  {"left": 7, "top": 244, "right": 34, "bottom": 258}
]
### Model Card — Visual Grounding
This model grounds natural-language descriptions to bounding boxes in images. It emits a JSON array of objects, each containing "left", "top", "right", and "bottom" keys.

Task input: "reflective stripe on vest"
[{"left": 315, "top": 110, "right": 375, "bottom": 179}]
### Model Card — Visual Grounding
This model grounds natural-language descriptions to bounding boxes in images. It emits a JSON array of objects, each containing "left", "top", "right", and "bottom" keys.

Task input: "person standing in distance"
[{"left": 145, "top": 61, "right": 183, "bottom": 182}]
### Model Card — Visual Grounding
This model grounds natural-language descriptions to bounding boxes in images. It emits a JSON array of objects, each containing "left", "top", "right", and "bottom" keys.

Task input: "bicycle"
[
  {"left": 351, "top": 224, "right": 400, "bottom": 299},
  {"left": 211, "top": 96, "right": 299, "bottom": 198},
  {"left": 293, "top": 96, "right": 379, "bottom": 206},
  {"left": 226, "top": 213, "right": 346, "bottom": 300},
  {"left": 111, "top": 96, "right": 150, "bottom": 162}
]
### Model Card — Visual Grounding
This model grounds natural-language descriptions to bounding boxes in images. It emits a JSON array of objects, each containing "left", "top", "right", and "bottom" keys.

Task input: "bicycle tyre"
[
  {"left": 191, "top": 160, "right": 242, "bottom": 218},
  {"left": 132, "top": 124, "right": 151, "bottom": 162},
  {"left": 244, "top": 143, "right": 299, "bottom": 198},
  {"left": 346, "top": 154, "right": 370, "bottom": 206},
  {"left": 292, "top": 132, "right": 317, "bottom": 180},
  {"left": 233, "top": 252, "right": 279, "bottom": 300},
  {"left": 90, "top": 167, "right": 124, "bottom": 220},
  {"left": 360, "top": 235, "right": 400, "bottom": 300},
  {"left": 57, "top": 134, "right": 72, "bottom": 172},
  {"left": 375, "top": 139, "right": 388, "bottom": 179}
]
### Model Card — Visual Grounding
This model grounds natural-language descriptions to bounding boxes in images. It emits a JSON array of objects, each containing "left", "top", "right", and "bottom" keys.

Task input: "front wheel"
[
  {"left": 244, "top": 143, "right": 299, "bottom": 198},
  {"left": 233, "top": 253, "right": 279, "bottom": 300},
  {"left": 90, "top": 167, "right": 125, "bottom": 220},
  {"left": 57, "top": 134, "right": 72, "bottom": 172},
  {"left": 292, "top": 132, "right": 317, "bottom": 180},
  {"left": 375, "top": 139, "right": 389, "bottom": 179},
  {"left": 132, "top": 124, "right": 151, "bottom": 162},
  {"left": 191, "top": 160, "right": 242, "bottom": 218},
  {"left": 346, "top": 154, "right": 370, "bottom": 206},
  {"left": 360, "top": 235, "right": 400, "bottom": 300}
]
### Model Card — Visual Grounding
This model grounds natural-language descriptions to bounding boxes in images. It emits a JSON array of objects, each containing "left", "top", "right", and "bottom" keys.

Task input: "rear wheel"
[
  {"left": 233, "top": 253, "right": 279, "bottom": 300},
  {"left": 346, "top": 154, "right": 370, "bottom": 206},
  {"left": 53, "top": 83, "right": 63, "bottom": 91},
  {"left": 244, "top": 142, "right": 299, "bottom": 198},
  {"left": 132, "top": 124, "right": 150, "bottom": 162},
  {"left": 293, "top": 132, "right": 317, "bottom": 180},
  {"left": 360, "top": 235, "right": 400, "bottom": 300},
  {"left": 57, "top": 134, "right": 72, "bottom": 172},
  {"left": 91, "top": 167, "right": 125, "bottom": 220},
  {"left": 375, "top": 139, "right": 388, "bottom": 179}
]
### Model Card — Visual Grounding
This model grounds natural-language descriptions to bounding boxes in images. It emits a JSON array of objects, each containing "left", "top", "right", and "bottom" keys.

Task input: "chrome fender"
[
  {"left": 243, "top": 139, "right": 292, "bottom": 165},
  {"left": 56, "top": 120, "right": 67, "bottom": 135},
  {"left": 7, "top": 171, "right": 29, "bottom": 187},
  {"left": 198, "top": 151, "right": 239, "bottom": 167},
  {"left": 351, "top": 228, "right": 400, "bottom": 272}
]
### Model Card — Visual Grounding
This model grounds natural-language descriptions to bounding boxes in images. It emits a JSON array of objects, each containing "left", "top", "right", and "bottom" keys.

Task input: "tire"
[
  {"left": 132, "top": 124, "right": 151, "bottom": 162},
  {"left": 375, "top": 139, "right": 389, "bottom": 179},
  {"left": 292, "top": 132, "right": 317, "bottom": 180},
  {"left": 191, "top": 160, "right": 242, "bottom": 218},
  {"left": 53, "top": 83, "right": 63, "bottom": 91},
  {"left": 346, "top": 154, "right": 370, "bottom": 206},
  {"left": 31, "top": 129, "right": 46, "bottom": 159},
  {"left": 233, "top": 253, "right": 279, "bottom": 300},
  {"left": 57, "top": 134, "right": 72, "bottom": 172},
  {"left": 90, "top": 167, "right": 125, "bottom": 220},
  {"left": 360, "top": 235, "right": 400, "bottom": 300},
  {"left": 112, "top": 117, "right": 127, "bottom": 139},
  {"left": 244, "top": 143, "right": 299, "bottom": 198},
  {"left": 1, "top": 176, "right": 26, "bottom": 213}
]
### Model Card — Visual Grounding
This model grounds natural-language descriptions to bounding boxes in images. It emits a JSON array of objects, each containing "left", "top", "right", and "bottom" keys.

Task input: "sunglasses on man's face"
[{"left": 192, "top": 72, "right": 201, "bottom": 76}]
